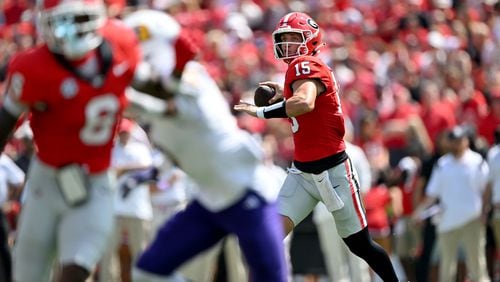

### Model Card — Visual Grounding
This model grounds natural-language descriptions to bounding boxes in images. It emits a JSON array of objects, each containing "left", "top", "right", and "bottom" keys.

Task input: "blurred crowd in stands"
[
  {"left": 1, "top": 0, "right": 500, "bottom": 158},
  {"left": 1, "top": 0, "right": 500, "bottom": 281}
]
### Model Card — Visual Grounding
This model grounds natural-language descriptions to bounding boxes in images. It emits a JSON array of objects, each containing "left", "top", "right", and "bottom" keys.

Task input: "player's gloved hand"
[
  {"left": 121, "top": 177, "right": 137, "bottom": 199},
  {"left": 120, "top": 167, "right": 159, "bottom": 199}
]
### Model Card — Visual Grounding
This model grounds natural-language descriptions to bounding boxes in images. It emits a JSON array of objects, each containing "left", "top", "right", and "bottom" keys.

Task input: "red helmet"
[
  {"left": 272, "top": 12, "right": 324, "bottom": 61},
  {"left": 37, "top": 0, "right": 106, "bottom": 59}
]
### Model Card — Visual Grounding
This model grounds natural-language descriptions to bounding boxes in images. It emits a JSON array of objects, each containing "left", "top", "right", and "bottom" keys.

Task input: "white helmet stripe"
[{"left": 282, "top": 13, "right": 292, "bottom": 26}]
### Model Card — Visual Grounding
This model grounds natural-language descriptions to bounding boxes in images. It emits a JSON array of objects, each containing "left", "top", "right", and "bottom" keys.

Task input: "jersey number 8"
[{"left": 80, "top": 94, "right": 120, "bottom": 146}]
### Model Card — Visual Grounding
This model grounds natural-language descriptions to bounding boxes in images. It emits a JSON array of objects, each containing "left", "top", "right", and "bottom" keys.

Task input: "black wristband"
[{"left": 256, "top": 101, "right": 288, "bottom": 119}]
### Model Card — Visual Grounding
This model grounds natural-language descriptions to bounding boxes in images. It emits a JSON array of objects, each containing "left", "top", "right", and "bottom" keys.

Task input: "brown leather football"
[{"left": 254, "top": 85, "right": 277, "bottom": 106}]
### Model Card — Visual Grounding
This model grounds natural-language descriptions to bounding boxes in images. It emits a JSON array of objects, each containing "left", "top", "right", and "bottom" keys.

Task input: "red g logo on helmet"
[{"left": 272, "top": 12, "right": 324, "bottom": 61}]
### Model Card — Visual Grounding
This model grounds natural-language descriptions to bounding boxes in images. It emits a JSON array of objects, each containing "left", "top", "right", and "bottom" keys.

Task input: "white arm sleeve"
[{"left": 125, "top": 88, "right": 168, "bottom": 118}]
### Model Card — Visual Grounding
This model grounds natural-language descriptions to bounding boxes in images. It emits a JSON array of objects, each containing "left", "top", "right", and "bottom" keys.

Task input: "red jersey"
[
  {"left": 364, "top": 185, "right": 391, "bottom": 232},
  {"left": 284, "top": 55, "right": 345, "bottom": 162},
  {"left": 478, "top": 111, "right": 500, "bottom": 145},
  {"left": 4, "top": 19, "right": 140, "bottom": 173},
  {"left": 420, "top": 103, "right": 456, "bottom": 146}
]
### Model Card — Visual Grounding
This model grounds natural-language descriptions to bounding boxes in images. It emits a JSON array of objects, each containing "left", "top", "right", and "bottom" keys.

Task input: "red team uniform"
[
  {"left": 284, "top": 55, "right": 346, "bottom": 163},
  {"left": 234, "top": 12, "right": 398, "bottom": 281},
  {"left": 278, "top": 53, "right": 367, "bottom": 238},
  {"left": 8, "top": 20, "right": 138, "bottom": 173},
  {"left": 1, "top": 10, "right": 140, "bottom": 281}
]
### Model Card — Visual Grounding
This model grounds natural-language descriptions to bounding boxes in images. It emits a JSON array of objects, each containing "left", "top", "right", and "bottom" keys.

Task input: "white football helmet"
[
  {"left": 37, "top": 0, "right": 106, "bottom": 59},
  {"left": 122, "top": 9, "right": 181, "bottom": 44},
  {"left": 123, "top": 10, "right": 180, "bottom": 85}
]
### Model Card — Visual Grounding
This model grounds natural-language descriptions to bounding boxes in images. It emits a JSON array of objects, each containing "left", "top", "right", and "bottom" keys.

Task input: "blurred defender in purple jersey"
[{"left": 123, "top": 9, "right": 288, "bottom": 282}]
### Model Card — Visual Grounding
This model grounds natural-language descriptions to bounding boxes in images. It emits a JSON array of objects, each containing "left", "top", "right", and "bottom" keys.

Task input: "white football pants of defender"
[
  {"left": 313, "top": 203, "right": 371, "bottom": 282},
  {"left": 13, "top": 158, "right": 115, "bottom": 282}
]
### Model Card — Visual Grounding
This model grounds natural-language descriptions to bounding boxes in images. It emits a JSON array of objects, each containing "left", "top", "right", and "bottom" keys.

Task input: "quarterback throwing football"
[{"left": 234, "top": 12, "right": 399, "bottom": 281}]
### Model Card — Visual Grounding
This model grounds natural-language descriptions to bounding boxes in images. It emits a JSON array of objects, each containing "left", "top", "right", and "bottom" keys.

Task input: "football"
[{"left": 254, "top": 85, "right": 278, "bottom": 107}]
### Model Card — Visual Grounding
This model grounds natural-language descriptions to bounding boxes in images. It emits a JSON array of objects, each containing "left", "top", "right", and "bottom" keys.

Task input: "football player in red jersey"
[
  {"left": 0, "top": 0, "right": 140, "bottom": 281},
  {"left": 234, "top": 12, "right": 399, "bottom": 281}
]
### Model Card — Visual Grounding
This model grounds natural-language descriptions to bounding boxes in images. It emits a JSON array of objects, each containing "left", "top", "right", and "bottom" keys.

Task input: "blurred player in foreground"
[
  {"left": 0, "top": 0, "right": 140, "bottom": 280},
  {"left": 123, "top": 9, "right": 288, "bottom": 282}
]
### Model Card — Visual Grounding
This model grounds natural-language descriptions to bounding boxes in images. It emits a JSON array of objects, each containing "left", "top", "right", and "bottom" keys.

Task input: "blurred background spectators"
[
  {"left": 1, "top": 0, "right": 499, "bottom": 158},
  {"left": 2, "top": 0, "right": 500, "bottom": 281}
]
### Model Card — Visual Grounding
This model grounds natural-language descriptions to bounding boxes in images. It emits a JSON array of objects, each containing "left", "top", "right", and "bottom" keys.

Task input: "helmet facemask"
[
  {"left": 272, "top": 12, "right": 324, "bottom": 62},
  {"left": 273, "top": 29, "right": 312, "bottom": 60},
  {"left": 38, "top": 1, "right": 106, "bottom": 59}
]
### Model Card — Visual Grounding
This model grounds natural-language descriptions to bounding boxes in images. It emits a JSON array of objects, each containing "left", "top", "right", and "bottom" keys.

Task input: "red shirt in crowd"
[
  {"left": 364, "top": 185, "right": 392, "bottom": 236},
  {"left": 2, "top": 0, "right": 28, "bottom": 25},
  {"left": 420, "top": 101, "right": 456, "bottom": 145},
  {"left": 477, "top": 103, "right": 500, "bottom": 145}
]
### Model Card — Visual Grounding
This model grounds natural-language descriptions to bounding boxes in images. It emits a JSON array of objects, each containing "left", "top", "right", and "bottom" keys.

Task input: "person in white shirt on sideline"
[
  {"left": 0, "top": 153, "right": 25, "bottom": 282},
  {"left": 100, "top": 118, "right": 154, "bottom": 282},
  {"left": 150, "top": 165, "right": 192, "bottom": 233},
  {"left": 412, "top": 125, "right": 490, "bottom": 282}
]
